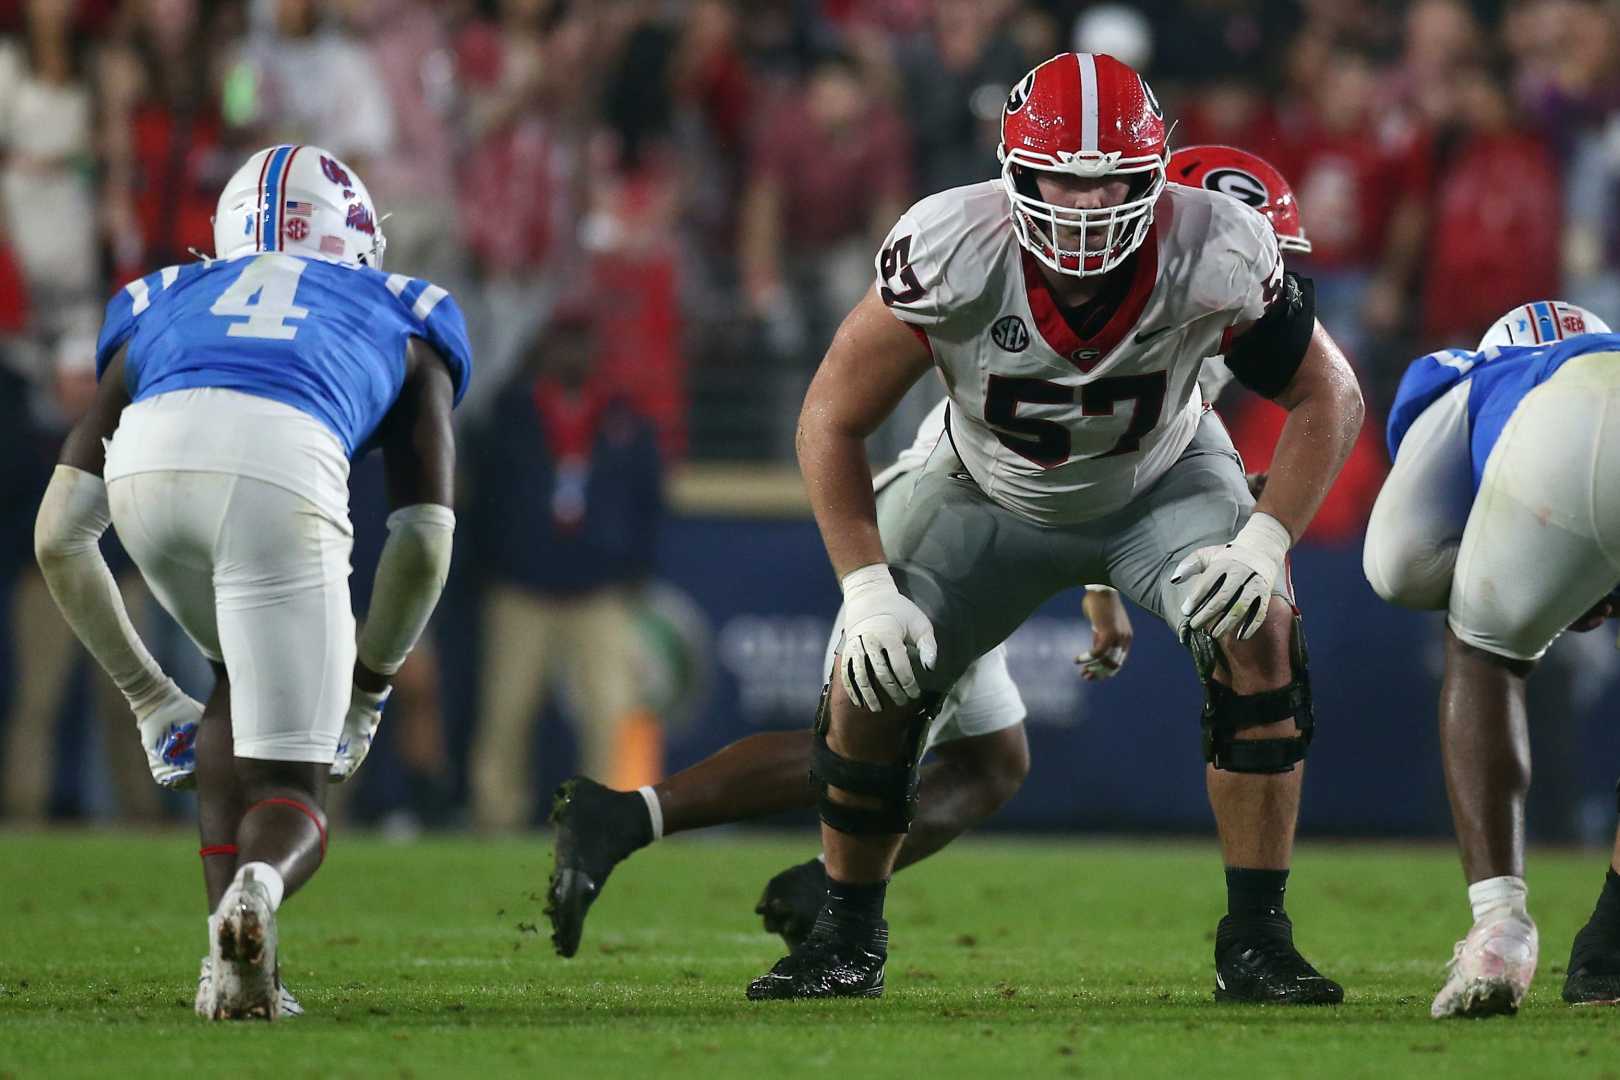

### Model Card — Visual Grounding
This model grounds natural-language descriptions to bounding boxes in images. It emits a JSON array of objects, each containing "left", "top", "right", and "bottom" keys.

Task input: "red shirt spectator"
[
  {"left": 0, "top": 238, "right": 27, "bottom": 332},
  {"left": 1272, "top": 51, "right": 1433, "bottom": 273},
  {"left": 455, "top": 13, "right": 580, "bottom": 276},
  {"left": 123, "top": 106, "right": 226, "bottom": 274},
  {"left": 1274, "top": 118, "right": 1432, "bottom": 273},
  {"left": 748, "top": 72, "right": 911, "bottom": 256},
  {"left": 1422, "top": 132, "right": 1561, "bottom": 345},
  {"left": 1176, "top": 86, "right": 1285, "bottom": 160}
]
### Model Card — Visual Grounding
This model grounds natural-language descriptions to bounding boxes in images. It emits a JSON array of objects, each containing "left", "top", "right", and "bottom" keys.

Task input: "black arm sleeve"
[{"left": 1224, "top": 272, "right": 1316, "bottom": 399}]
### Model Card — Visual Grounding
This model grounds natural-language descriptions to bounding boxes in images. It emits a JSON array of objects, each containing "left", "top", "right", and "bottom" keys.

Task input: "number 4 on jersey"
[{"left": 211, "top": 255, "right": 311, "bottom": 340}]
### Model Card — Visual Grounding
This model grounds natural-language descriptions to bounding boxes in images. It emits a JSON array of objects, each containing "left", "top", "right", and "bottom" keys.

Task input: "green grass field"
[{"left": 1, "top": 830, "right": 1617, "bottom": 1079}]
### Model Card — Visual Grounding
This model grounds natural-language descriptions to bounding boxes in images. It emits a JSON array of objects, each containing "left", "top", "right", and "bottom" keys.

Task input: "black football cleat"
[
  {"left": 755, "top": 858, "right": 829, "bottom": 951},
  {"left": 1213, "top": 913, "right": 1344, "bottom": 1005},
  {"left": 746, "top": 911, "right": 887, "bottom": 1000},
  {"left": 1563, "top": 918, "right": 1620, "bottom": 1004},
  {"left": 545, "top": 776, "right": 650, "bottom": 958}
]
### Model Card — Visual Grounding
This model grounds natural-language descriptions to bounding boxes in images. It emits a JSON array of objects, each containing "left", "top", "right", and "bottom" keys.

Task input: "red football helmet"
[
  {"left": 998, "top": 52, "right": 1168, "bottom": 278},
  {"left": 1167, "top": 144, "right": 1312, "bottom": 255}
]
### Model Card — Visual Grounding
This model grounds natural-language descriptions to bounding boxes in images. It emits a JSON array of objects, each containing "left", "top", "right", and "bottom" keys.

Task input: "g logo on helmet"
[
  {"left": 1006, "top": 71, "right": 1035, "bottom": 115},
  {"left": 1204, "top": 167, "right": 1269, "bottom": 209},
  {"left": 1139, "top": 75, "right": 1163, "bottom": 119}
]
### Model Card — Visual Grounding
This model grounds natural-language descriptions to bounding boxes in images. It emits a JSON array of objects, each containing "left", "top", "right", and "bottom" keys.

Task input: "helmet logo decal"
[
  {"left": 320, "top": 155, "right": 354, "bottom": 189},
  {"left": 346, "top": 204, "right": 377, "bottom": 235},
  {"left": 285, "top": 217, "right": 310, "bottom": 242},
  {"left": 1563, "top": 309, "right": 1588, "bottom": 334},
  {"left": 991, "top": 315, "right": 1030, "bottom": 352},
  {"left": 1006, "top": 71, "right": 1035, "bottom": 115},
  {"left": 1204, "top": 167, "right": 1269, "bottom": 209},
  {"left": 1140, "top": 75, "right": 1162, "bottom": 119}
]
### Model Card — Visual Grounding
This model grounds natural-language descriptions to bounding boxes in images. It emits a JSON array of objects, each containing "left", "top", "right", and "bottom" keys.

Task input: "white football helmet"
[
  {"left": 212, "top": 145, "right": 386, "bottom": 270},
  {"left": 1478, "top": 300, "right": 1610, "bottom": 351}
]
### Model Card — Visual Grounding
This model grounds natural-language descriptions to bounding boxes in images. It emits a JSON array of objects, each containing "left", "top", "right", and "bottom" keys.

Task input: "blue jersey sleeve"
[
  {"left": 1386, "top": 348, "right": 1477, "bottom": 461},
  {"left": 96, "top": 278, "right": 145, "bottom": 379},
  {"left": 384, "top": 274, "right": 473, "bottom": 405},
  {"left": 96, "top": 263, "right": 206, "bottom": 380}
]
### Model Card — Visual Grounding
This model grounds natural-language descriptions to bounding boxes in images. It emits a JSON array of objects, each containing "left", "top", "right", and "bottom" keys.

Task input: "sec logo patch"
[
  {"left": 991, "top": 315, "right": 1029, "bottom": 352},
  {"left": 285, "top": 218, "right": 310, "bottom": 242}
]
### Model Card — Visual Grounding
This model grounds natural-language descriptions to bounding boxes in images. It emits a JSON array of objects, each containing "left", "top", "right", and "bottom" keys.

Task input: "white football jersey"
[{"left": 876, "top": 180, "right": 1281, "bottom": 525}]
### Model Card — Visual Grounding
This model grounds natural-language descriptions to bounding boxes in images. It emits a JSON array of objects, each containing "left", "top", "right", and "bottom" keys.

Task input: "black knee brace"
[
  {"left": 1185, "top": 613, "right": 1314, "bottom": 774},
  {"left": 809, "top": 681, "right": 940, "bottom": 834}
]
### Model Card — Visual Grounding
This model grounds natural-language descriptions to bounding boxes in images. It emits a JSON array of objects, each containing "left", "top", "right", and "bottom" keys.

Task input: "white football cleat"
[
  {"left": 205, "top": 869, "right": 282, "bottom": 1021},
  {"left": 1431, "top": 911, "right": 1539, "bottom": 1018},
  {"left": 195, "top": 956, "right": 302, "bottom": 1019}
]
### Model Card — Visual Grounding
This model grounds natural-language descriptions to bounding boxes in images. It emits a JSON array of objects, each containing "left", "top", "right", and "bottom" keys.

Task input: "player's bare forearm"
[
  {"left": 58, "top": 350, "right": 131, "bottom": 476},
  {"left": 1254, "top": 320, "right": 1364, "bottom": 540},
  {"left": 357, "top": 340, "right": 459, "bottom": 696},
  {"left": 797, "top": 289, "right": 933, "bottom": 578},
  {"left": 381, "top": 339, "right": 457, "bottom": 510},
  {"left": 799, "top": 421, "right": 885, "bottom": 578}
]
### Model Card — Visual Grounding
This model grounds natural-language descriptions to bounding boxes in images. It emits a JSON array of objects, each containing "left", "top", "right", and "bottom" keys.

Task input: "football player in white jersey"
[
  {"left": 746, "top": 52, "right": 1361, "bottom": 1002},
  {"left": 1366, "top": 302, "right": 1620, "bottom": 1016},
  {"left": 544, "top": 384, "right": 1136, "bottom": 959},
  {"left": 742, "top": 142, "right": 1322, "bottom": 947}
]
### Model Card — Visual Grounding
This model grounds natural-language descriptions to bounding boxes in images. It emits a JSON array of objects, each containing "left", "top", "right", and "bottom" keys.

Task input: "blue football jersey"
[
  {"left": 95, "top": 253, "right": 473, "bottom": 456},
  {"left": 1387, "top": 333, "right": 1620, "bottom": 491}
]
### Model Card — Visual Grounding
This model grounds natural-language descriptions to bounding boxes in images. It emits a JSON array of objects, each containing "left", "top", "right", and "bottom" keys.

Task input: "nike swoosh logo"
[{"left": 1135, "top": 326, "right": 1175, "bottom": 345}]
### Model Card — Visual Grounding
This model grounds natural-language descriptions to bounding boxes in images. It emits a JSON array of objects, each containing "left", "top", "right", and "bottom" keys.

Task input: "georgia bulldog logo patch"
[
  {"left": 1006, "top": 71, "right": 1035, "bottom": 115},
  {"left": 991, "top": 315, "right": 1029, "bottom": 352},
  {"left": 1140, "top": 76, "right": 1163, "bottom": 119},
  {"left": 1203, "top": 168, "right": 1269, "bottom": 210}
]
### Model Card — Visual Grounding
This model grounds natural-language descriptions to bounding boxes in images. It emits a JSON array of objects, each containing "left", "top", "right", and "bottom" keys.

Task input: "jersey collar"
[{"left": 1020, "top": 221, "right": 1159, "bottom": 374}]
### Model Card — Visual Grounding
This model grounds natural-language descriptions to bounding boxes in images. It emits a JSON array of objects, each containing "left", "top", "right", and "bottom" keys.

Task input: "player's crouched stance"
[
  {"left": 748, "top": 53, "right": 1362, "bottom": 1003},
  {"left": 1365, "top": 302, "right": 1620, "bottom": 1017},
  {"left": 34, "top": 146, "right": 469, "bottom": 1020}
]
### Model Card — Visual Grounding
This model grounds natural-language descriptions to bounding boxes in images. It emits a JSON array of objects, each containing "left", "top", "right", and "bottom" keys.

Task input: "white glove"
[
  {"left": 136, "top": 692, "right": 203, "bottom": 790},
  {"left": 330, "top": 684, "right": 389, "bottom": 783},
  {"left": 839, "top": 564, "right": 938, "bottom": 712},
  {"left": 1171, "top": 512, "right": 1292, "bottom": 641}
]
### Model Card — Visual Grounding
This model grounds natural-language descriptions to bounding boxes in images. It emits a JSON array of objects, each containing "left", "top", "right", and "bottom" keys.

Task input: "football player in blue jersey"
[
  {"left": 32, "top": 145, "right": 472, "bottom": 1020},
  {"left": 1365, "top": 300, "right": 1620, "bottom": 1016}
]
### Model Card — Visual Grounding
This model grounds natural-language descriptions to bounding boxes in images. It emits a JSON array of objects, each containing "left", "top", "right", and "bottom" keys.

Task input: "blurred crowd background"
[{"left": 4, "top": 0, "right": 1620, "bottom": 836}]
